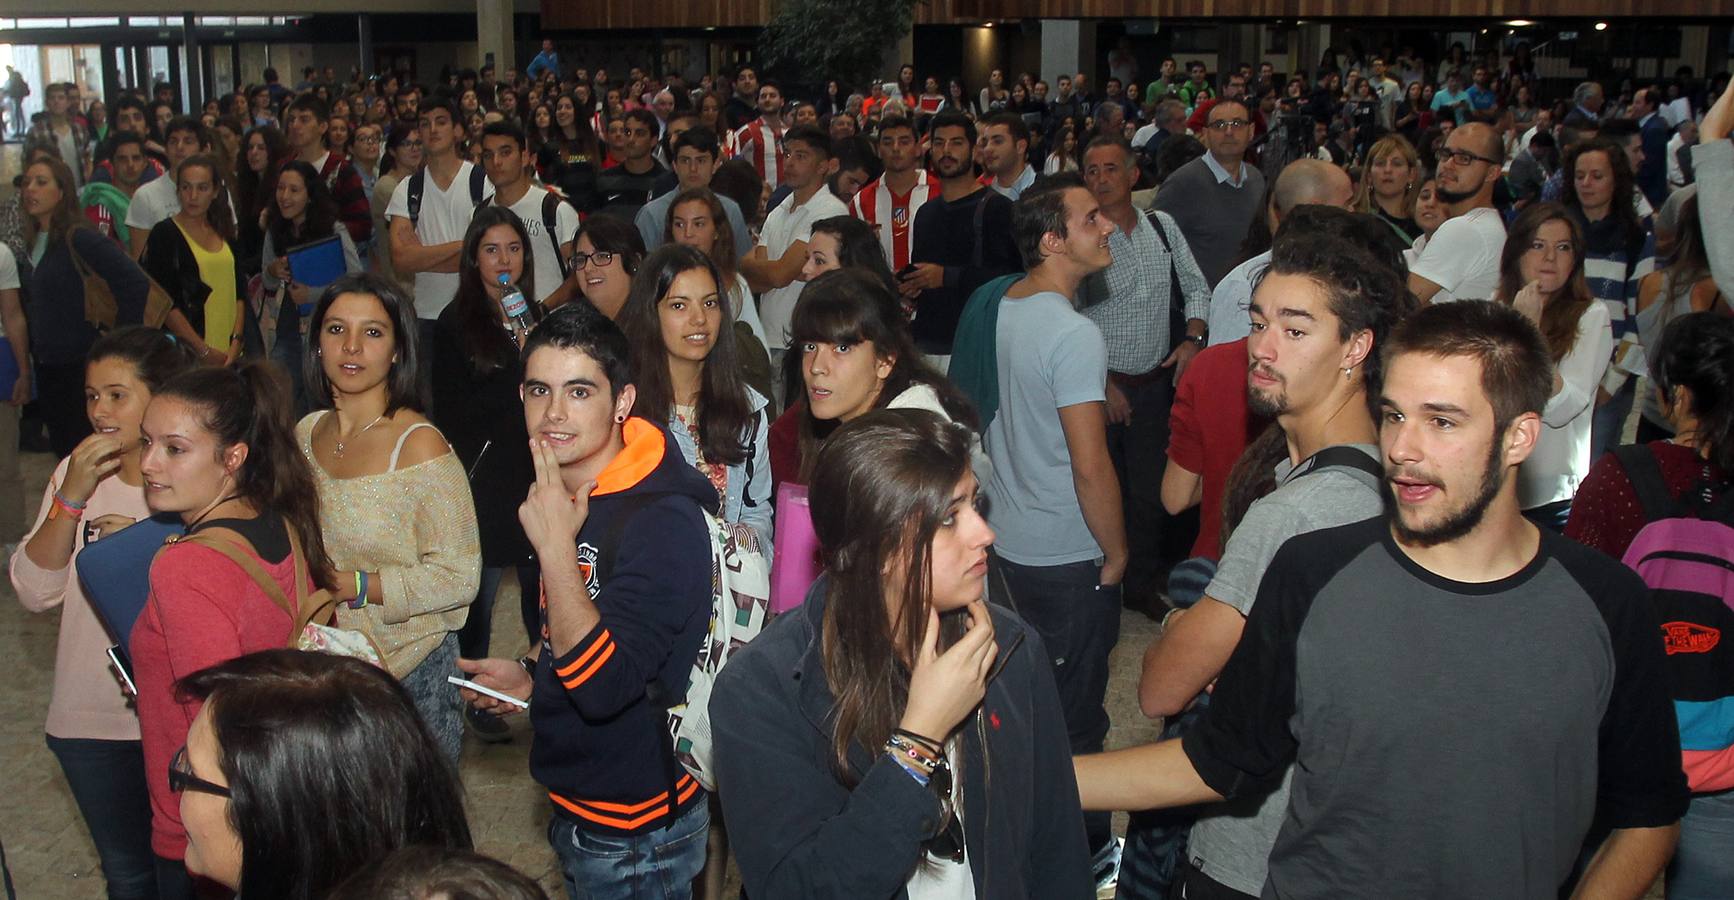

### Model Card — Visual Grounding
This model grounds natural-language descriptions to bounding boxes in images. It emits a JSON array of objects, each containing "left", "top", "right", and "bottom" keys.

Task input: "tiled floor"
[{"left": 0, "top": 445, "right": 1161, "bottom": 898}]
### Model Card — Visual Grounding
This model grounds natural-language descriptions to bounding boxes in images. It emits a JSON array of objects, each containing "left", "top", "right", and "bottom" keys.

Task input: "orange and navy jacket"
[{"left": 528, "top": 417, "right": 717, "bottom": 835}]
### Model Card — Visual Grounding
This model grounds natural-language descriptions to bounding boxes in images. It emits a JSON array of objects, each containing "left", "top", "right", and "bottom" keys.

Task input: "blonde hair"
[{"left": 1352, "top": 134, "right": 1422, "bottom": 220}]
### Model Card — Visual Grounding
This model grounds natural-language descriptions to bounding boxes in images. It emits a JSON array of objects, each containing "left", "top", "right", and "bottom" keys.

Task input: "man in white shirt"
[
  {"left": 124, "top": 118, "right": 210, "bottom": 259},
  {"left": 387, "top": 97, "right": 494, "bottom": 373},
  {"left": 739, "top": 124, "right": 848, "bottom": 379},
  {"left": 980, "top": 112, "right": 1037, "bottom": 200},
  {"left": 481, "top": 121, "right": 579, "bottom": 307},
  {"left": 1409, "top": 123, "right": 1507, "bottom": 304}
]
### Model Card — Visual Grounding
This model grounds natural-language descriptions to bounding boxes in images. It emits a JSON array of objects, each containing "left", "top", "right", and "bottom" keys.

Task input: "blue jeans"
[
  {"left": 990, "top": 554, "right": 1121, "bottom": 854},
  {"left": 44, "top": 736, "right": 158, "bottom": 900},
  {"left": 267, "top": 322, "right": 309, "bottom": 417},
  {"left": 1668, "top": 789, "right": 1734, "bottom": 899},
  {"left": 548, "top": 801, "right": 709, "bottom": 900}
]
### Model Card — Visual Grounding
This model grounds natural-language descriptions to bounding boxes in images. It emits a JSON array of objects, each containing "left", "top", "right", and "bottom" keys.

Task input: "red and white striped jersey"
[
  {"left": 847, "top": 170, "right": 938, "bottom": 272},
  {"left": 733, "top": 119, "right": 786, "bottom": 189}
]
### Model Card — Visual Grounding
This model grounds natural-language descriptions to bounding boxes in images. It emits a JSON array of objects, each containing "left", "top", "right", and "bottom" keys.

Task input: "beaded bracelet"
[{"left": 887, "top": 733, "right": 942, "bottom": 768}]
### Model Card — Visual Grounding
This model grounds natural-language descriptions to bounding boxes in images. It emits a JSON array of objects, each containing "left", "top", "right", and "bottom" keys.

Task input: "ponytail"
[{"left": 158, "top": 363, "right": 337, "bottom": 590}]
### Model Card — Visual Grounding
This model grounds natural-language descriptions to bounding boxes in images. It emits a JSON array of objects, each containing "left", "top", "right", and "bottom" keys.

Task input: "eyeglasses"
[
  {"left": 1206, "top": 119, "right": 1251, "bottom": 132},
  {"left": 570, "top": 250, "right": 615, "bottom": 269},
  {"left": 169, "top": 746, "right": 231, "bottom": 798},
  {"left": 1440, "top": 148, "right": 1499, "bottom": 167}
]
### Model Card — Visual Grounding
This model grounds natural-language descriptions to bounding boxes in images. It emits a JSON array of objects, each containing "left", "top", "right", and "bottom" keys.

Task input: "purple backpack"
[{"left": 1613, "top": 445, "right": 1734, "bottom": 792}]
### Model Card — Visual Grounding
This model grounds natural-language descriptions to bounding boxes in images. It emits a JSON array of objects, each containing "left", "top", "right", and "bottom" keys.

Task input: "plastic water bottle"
[{"left": 497, "top": 273, "right": 534, "bottom": 339}]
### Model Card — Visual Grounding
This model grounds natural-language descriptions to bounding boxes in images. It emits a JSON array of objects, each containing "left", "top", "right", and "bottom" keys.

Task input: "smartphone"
[
  {"left": 446, "top": 675, "right": 530, "bottom": 709},
  {"left": 106, "top": 644, "right": 137, "bottom": 696}
]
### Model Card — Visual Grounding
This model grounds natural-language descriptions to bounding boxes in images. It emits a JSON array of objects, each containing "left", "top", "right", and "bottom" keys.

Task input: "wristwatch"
[{"left": 1183, "top": 333, "right": 1207, "bottom": 347}]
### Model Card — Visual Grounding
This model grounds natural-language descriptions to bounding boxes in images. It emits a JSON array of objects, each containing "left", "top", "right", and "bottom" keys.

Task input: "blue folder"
[
  {"left": 286, "top": 234, "right": 347, "bottom": 291},
  {"left": 76, "top": 514, "right": 184, "bottom": 646}
]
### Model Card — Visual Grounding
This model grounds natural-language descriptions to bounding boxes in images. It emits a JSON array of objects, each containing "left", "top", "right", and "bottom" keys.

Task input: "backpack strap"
[
  {"left": 1145, "top": 209, "right": 1190, "bottom": 356},
  {"left": 469, "top": 164, "right": 487, "bottom": 206},
  {"left": 741, "top": 410, "right": 763, "bottom": 510},
  {"left": 406, "top": 167, "right": 426, "bottom": 226},
  {"left": 543, "top": 191, "right": 572, "bottom": 280},
  {"left": 1292, "top": 445, "right": 1385, "bottom": 485},
  {"left": 170, "top": 530, "right": 304, "bottom": 646},
  {"left": 1612, "top": 444, "right": 1680, "bottom": 523}
]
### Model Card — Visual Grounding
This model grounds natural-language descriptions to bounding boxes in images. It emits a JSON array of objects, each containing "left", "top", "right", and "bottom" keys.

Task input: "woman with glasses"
[
  {"left": 571, "top": 214, "right": 645, "bottom": 319},
  {"left": 711, "top": 408, "right": 1091, "bottom": 899},
  {"left": 170, "top": 650, "right": 471, "bottom": 900}
]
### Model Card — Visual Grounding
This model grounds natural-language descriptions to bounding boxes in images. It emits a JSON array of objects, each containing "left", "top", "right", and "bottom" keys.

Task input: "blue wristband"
[{"left": 890, "top": 754, "right": 930, "bottom": 787}]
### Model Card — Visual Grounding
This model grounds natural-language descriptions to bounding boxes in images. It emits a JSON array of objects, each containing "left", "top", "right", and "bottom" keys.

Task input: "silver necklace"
[{"left": 333, "top": 413, "right": 386, "bottom": 458}]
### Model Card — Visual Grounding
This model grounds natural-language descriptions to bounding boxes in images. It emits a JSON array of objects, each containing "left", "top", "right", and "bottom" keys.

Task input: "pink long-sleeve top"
[{"left": 8, "top": 458, "right": 152, "bottom": 741}]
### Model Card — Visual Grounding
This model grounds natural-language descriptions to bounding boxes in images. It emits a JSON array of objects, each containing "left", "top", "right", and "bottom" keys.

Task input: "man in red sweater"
[{"left": 283, "top": 94, "right": 373, "bottom": 245}]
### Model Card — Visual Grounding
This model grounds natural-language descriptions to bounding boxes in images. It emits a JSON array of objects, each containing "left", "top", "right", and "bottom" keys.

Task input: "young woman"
[
  {"left": 1562, "top": 312, "right": 1734, "bottom": 900},
  {"left": 429, "top": 207, "right": 545, "bottom": 741},
  {"left": 942, "top": 77, "right": 979, "bottom": 120},
  {"left": 666, "top": 186, "right": 774, "bottom": 398},
  {"left": 142, "top": 154, "right": 245, "bottom": 368},
  {"left": 538, "top": 93, "right": 602, "bottom": 212},
  {"left": 711, "top": 407, "right": 1091, "bottom": 898},
  {"left": 1394, "top": 81, "right": 1427, "bottom": 147},
  {"left": 573, "top": 214, "right": 646, "bottom": 319},
  {"left": 1633, "top": 195, "right": 1729, "bottom": 443},
  {"left": 768, "top": 269, "right": 983, "bottom": 487},
  {"left": 297, "top": 272, "right": 482, "bottom": 763},
  {"left": 132, "top": 362, "right": 334, "bottom": 897},
  {"left": 173, "top": 650, "right": 472, "bottom": 900},
  {"left": 916, "top": 76, "right": 946, "bottom": 124},
  {"left": 235, "top": 126, "right": 289, "bottom": 254},
  {"left": 21, "top": 155, "right": 153, "bottom": 455},
  {"left": 1403, "top": 178, "right": 1447, "bottom": 267},
  {"left": 260, "top": 160, "right": 363, "bottom": 412},
  {"left": 527, "top": 102, "right": 557, "bottom": 157},
  {"left": 370, "top": 126, "right": 423, "bottom": 296},
  {"left": 1044, "top": 126, "right": 1081, "bottom": 174},
  {"left": 1495, "top": 203, "right": 1613, "bottom": 528},
  {"left": 1352, "top": 134, "right": 1423, "bottom": 246},
  {"left": 619, "top": 244, "right": 774, "bottom": 551},
  {"left": 327, "top": 114, "right": 353, "bottom": 160},
  {"left": 10, "top": 328, "right": 197, "bottom": 900}
]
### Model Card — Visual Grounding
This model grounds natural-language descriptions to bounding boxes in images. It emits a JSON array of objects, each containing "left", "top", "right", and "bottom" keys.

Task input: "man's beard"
[
  {"left": 1435, "top": 183, "right": 1479, "bottom": 205},
  {"left": 1247, "top": 363, "right": 1289, "bottom": 418},
  {"left": 1384, "top": 432, "right": 1506, "bottom": 547}
]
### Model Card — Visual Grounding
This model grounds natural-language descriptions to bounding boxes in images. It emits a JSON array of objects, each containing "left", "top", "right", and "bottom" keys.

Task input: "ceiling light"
[
  {"left": 1594, "top": 21, "right": 1609, "bottom": 30},
  {"left": 1504, "top": 19, "right": 1534, "bottom": 26}
]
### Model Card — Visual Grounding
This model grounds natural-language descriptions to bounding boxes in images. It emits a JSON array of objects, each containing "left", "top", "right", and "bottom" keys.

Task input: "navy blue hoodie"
[{"left": 529, "top": 417, "right": 717, "bottom": 835}]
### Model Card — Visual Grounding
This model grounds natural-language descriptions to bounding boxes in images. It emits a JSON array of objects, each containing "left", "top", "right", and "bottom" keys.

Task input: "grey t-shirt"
[
  {"left": 1189, "top": 444, "right": 1384, "bottom": 895},
  {"left": 982, "top": 290, "right": 1107, "bottom": 566},
  {"left": 1183, "top": 519, "right": 1688, "bottom": 899}
]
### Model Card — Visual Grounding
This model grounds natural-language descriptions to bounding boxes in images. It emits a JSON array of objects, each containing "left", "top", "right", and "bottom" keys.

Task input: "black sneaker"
[{"left": 466, "top": 706, "right": 512, "bottom": 743}]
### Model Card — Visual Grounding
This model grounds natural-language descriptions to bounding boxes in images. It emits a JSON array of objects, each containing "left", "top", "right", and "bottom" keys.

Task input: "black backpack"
[{"left": 405, "top": 164, "right": 487, "bottom": 227}]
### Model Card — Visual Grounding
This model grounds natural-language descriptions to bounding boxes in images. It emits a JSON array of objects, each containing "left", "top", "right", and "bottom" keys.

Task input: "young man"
[
  {"left": 526, "top": 39, "right": 562, "bottom": 82},
  {"left": 480, "top": 121, "right": 580, "bottom": 307},
  {"left": 1134, "top": 229, "right": 1412, "bottom": 900},
  {"left": 846, "top": 115, "right": 937, "bottom": 272},
  {"left": 903, "top": 112, "right": 1021, "bottom": 362},
  {"left": 635, "top": 126, "right": 751, "bottom": 257},
  {"left": 1178, "top": 61, "right": 1214, "bottom": 108},
  {"left": 733, "top": 80, "right": 788, "bottom": 190},
  {"left": 1152, "top": 99, "right": 1266, "bottom": 287},
  {"left": 455, "top": 301, "right": 716, "bottom": 899},
  {"left": 283, "top": 94, "right": 372, "bottom": 244},
  {"left": 978, "top": 112, "right": 1036, "bottom": 200},
  {"left": 23, "top": 83, "right": 90, "bottom": 187},
  {"left": 1408, "top": 122, "right": 1506, "bottom": 304},
  {"left": 124, "top": 116, "right": 212, "bottom": 259},
  {"left": 982, "top": 175, "right": 1126, "bottom": 887},
  {"left": 96, "top": 96, "right": 168, "bottom": 170},
  {"left": 81, "top": 130, "right": 150, "bottom": 248},
  {"left": 591, "top": 108, "right": 667, "bottom": 222},
  {"left": 1078, "top": 300, "right": 1688, "bottom": 899},
  {"left": 740, "top": 124, "right": 847, "bottom": 365},
  {"left": 723, "top": 65, "right": 759, "bottom": 132},
  {"left": 387, "top": 97, "right": 494, "bottom": 356}
]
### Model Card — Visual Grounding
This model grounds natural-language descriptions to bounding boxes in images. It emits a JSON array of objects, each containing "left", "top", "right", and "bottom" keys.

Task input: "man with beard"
[
  {"left": 1409, "top": 122, "right": 1507, "bottom": 303},
  {"left": 1129, "top": 229, "right": 1411, "bottom": 900},
  {"left": 901, "top": 112, "right": 1020, "bottom": 363},
  {"left": 1076, "top": 300, "right": 1687, "bottom": 900}
]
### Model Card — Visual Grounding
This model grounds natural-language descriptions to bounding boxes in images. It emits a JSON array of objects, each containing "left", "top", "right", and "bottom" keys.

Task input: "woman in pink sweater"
[
  {"left": 129, "top": 362, "right": 336, "bottom": 898},
  {"left": 10, "top": 327, "right": 197, "bottom": 900}
]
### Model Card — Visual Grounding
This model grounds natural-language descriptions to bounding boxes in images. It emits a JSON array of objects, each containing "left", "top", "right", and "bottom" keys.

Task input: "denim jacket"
[{"left": 665, "top": 386, "right": 773, "bottom": 557}]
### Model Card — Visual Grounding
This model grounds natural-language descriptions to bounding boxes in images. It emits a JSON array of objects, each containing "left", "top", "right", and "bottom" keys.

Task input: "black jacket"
[
  {"left": 710, "top": 578, "right": 1092, "bottom": 899},
  {"left": 908, "top": 188, "right": 1021, "bottom": 355},
  {"left": 27, "top": 226, "right": 150, "bottom": 365},
  {"left": 140, "top": 219, "right": 245, "bottom": 339}
]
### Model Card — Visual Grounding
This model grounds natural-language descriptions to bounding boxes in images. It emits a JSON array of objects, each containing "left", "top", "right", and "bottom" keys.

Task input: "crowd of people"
[{"left": 2, "top": 34, "right": 1732, "bottom": 900}]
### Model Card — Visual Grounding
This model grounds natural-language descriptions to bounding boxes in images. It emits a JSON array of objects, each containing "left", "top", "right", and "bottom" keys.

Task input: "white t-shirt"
[
  {"left": 903, "top": 740, "right": 975, "bottom": 900},
  {"left": 1409, "top": 207, "right": 1506, "bottom": 303},
  {"left": 386, "top": 161, "right": 493, "bottom": 319},
  {"left": 497, "top": 185, "right": 580, "bottom": 306},
  {"left": 0, "top": 243, "right": 17, "bottom": 339},
  {"left": 1519, "top": 301, "right": 1613, "bottom": 509},
  {"left": 756, "top": 187, "right": 849, "bottom": 349},
  {"left": 124, "top": 175, "right": 180, "bottom": 235},
  {"left": 728, "top": 273, "right": 768, "bottom": 348}
]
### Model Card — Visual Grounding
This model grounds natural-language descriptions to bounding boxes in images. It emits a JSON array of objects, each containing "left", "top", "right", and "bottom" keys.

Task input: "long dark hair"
[
  {"left": 549, "top": 92, "right": 601, "bottom": 158},
  {"left": 1561, "top": 136, "right": 1643, "bottom": 246},
  {"left": 452, "top": 206, "right": 542, "bottom": 375},
  {"left": 664, "top": 187, "right": 739, "bottom": 286},
  {"left": 810, "top": 408, "right": 975, "bottom": 784},
  {"left": 790, "top": 270, "right": 978, "bottom": 481},
  {"left": 1498, "top": 202, "right": 1595, "bottom": 363},
  {"left": 156, "top": 364, "right": 336, "bottom": 590},
  {"left": 379, "top": 125, "right": 417, "bottom": 178},
  {"left": 20, "top": 156, "right": 84, "bottom": 247},
  {"left": 1652, "top": 312, "right": 1734, "bottom": 474},
  {"left": 235, "top": 126, "right": 290, "bottom": 223},
  {"left": 807, "top": 215, "right": 897, "bottom": 295},
  {"left": 619, "top": 245, "right": 753, "bottom": 466},
  {"left": 175, "top": 650, "right": 471, "bottom": 900},
  {"left": 303, "top": 272, "right": 426, "bottom": 414},
  {"left": 87, "top": 325, "right": 200, "bottom": 392},
  {"left": 265, "top": 160, "right": 340, "bottom": 252},
  {"left": 176, "top": 154, "right": 238, "bottom": 243}
]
